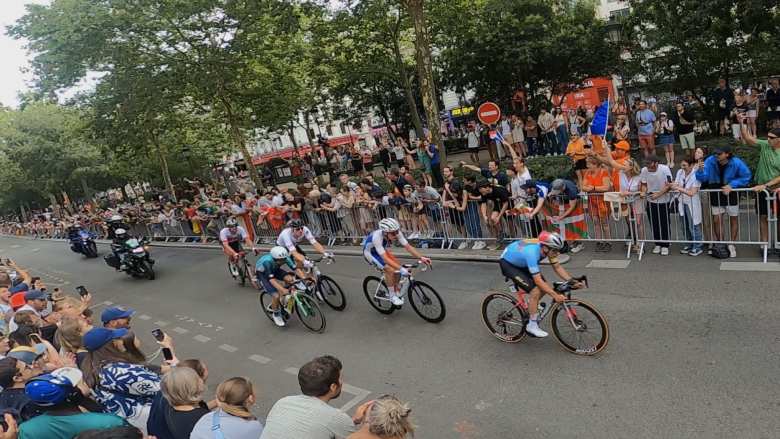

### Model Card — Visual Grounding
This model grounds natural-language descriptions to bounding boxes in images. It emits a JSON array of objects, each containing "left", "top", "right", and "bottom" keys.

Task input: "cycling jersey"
[
  {"left": 255, "top": 254, "right": 296, "bottom": 279},
  {"left": 276, "top": 226, "right": 316, "bottom": 251},
  {"left": 219, "top": 226, "right": 248, "bottom": 243},
  {"left": 362, "top": 229, "right": 408, "bottom": 268},
  {"left": 500, "top": 240, "right": 558, "bottom": 275}
]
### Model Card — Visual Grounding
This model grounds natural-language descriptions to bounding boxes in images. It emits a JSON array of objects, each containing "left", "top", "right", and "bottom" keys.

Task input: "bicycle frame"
[
  {"left": 375, "top": 271, "right": 413, "bottom": 299},
  {"left": 506, "top": 283, "right": 580, "bottom": 326}
]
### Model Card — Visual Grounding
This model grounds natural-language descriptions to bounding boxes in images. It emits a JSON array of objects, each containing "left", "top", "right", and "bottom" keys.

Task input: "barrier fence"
[{"left": 2, "top": 188, "right": 777, "bottom": 263}]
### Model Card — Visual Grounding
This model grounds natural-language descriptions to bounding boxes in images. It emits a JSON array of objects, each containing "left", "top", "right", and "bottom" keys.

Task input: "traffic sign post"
[{"left": 477, "top": 102, "right": 501, "bottom": 125}]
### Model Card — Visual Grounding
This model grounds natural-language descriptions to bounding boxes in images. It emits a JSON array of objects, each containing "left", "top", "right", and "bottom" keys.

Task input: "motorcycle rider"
[
  {"left": 106, "top": 214, "right": 129, "bottom": 240},
  {"left": 110, "top": 228, "right": 131, "bottom": 270}
]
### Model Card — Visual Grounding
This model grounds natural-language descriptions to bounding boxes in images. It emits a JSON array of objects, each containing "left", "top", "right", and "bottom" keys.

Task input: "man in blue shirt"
[
  {"left": 255, "top": 246, "right": 305, "bottom": 327},
  {"left": 426, "top": 139, "right": 444, "bottom": 188},
  {"left": 499, "top": 231, "right": 582, "bottom": 337},
  {"left": 635, "top": 100, "right": 657, "bottom": 158}
]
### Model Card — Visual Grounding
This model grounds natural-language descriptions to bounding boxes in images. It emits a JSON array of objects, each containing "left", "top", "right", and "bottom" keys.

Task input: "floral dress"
[{"left": 93, "top": 362, "right": 161, "bottom": 432}]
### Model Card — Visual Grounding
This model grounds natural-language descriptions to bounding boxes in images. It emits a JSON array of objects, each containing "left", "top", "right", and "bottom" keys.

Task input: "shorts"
[
  {"left": 257, "top": 267, "right": 292, "bottom": 294},
  {"left": 499, "top": 259, "right": 539, "bottom": 293},
  {"left": 228, "top": 241, "right": 242, "bottom": 254},
  {"left": 731, "top": 124, "right": 741, "bottom": 139},
  {"left": 711, "top": 205, "right": 739, "bottom": 217},
  {"left": 657, "top": 134, "right": 674, "bottom": 145},
  {"left": 747, "top": 110, "right": 757, "bottom": 118},
  {"left": 363, "top": 247, "right": 396, "bottom": 269},
  {"left": 574, "top": 159, "right": 587, "bottom": 170},
  {"left": 679, "top": 132, "right": 695, "bottom": 149},
  {"left": 755, "top": 190, "right": 771, "bottom": 216}
]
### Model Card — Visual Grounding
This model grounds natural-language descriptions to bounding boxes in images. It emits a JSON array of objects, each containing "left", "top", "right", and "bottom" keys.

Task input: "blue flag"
[{"left": 590, "top": 100, "right": 610, "bottom": 136}]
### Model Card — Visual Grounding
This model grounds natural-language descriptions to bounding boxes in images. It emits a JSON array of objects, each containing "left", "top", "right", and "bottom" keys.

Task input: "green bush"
[{"left": 525, "top": 155, "right": 575, "bottom": 182}]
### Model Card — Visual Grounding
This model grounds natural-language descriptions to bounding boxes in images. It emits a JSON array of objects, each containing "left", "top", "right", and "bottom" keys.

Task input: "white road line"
[
  {"left": 218, "top": 344, "right": 238, "bottom": 353},
  {"left": 340, "top": 383, "right": 372, "bottom": 412},
  {"left": 172, "top": 327, "right": 189, "bottom": 334},
  {"left": 586, "top": 259, "right": 631, "bottom": 269},
  {"left": 138, "top": 314, "right": 152, "bottom": 320},
  {"left": 10, "top": 245, "right": 19, "bottom": 249},
  {"left": 249, "top": 354, "right": 271, "bottom": 364},
  {"left": 193, "top": 335, "right": 211, "bottom": 343},
  {"left": 283, "top": 367, "right": 299, "bottom": 375},
  {"left": 31, "top": 248, "right": 39, "bottom": 252},
  {"left": 154, "top": 321, "right": 169, "bottom": 327}
]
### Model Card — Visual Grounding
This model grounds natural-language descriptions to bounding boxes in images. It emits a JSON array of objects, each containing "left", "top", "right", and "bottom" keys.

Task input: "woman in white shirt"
[
  {"left": 511, "top": 115, "right": 526, "bottom": 157},
  {"left": 672, "top": 157, "right": 703, "bottom": 256}
]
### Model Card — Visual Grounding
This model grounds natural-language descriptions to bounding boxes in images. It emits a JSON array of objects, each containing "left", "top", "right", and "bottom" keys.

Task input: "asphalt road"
[{"left": 1, "top": 236, "right": 778, "bottom": 439}]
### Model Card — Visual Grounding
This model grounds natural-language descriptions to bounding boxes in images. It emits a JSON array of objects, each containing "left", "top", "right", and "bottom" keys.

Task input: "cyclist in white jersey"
[
  {"left": 276, "top": 219, "right": 333, "bottom": 270},
  {"left": 219, "top": 217, "right": 255, "bottom": 264},
  {"left": 363, "top": 218, "right": 431, "bottom": 306}
]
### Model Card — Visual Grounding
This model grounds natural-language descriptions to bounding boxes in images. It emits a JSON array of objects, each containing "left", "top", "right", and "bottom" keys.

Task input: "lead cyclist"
[{"left": 363, "top": 218, "right": 432, "bottom": 306}]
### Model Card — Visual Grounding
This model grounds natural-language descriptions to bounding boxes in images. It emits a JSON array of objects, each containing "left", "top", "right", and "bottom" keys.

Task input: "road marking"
[
  {"left": 154, "top": 321, "right": 169, "bottom": 327},
  {"left": 283, "top": 367, "right": 299, "bottom": 375},
  {"left": 172, "top": 327, "right": 189, "bottom": 334},
  {"left": 720, "top": 262, "right": 780, "bottom": 272},
  {"left": 10, "top": 245, "right": 19, "bottom": 249},
  {"left": 586, "top": 259, "right": 631, "bottom": 269},
  {"left": 193, "top": 335, "right": 211, "bottom": 343},
  {"left": 31, "top": 248, "right": 39, "bottom": 252},
  {"left": 138, "top": 314, "right": 152, "bottom": 320},
  {"left": 249, "top": 354, "right": 271, "bottom": 364},
  {"left": 219, "top": 344, "right": 238, "bottom": 353},
  {"left": 340, "top": 383, "right": 372, "bottom": 411}
]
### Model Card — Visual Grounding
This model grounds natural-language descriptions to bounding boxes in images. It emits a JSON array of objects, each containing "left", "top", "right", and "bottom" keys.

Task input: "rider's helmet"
[
  {"left": 286, "top": 219, "right": 303, "bottom": 229},
  {"left": 225, "top": 218, "right": 238, "bottom": 228},
  {"left": 114, "top": 228, "right": 127, "bottom": 239},
  {"left": 379, "top": 218, "right": 401, "bottom": 233},
  {"left": 109, "top": 214, "right": 123, "bottom": 223},
  {"left": 538, "top": 231, "right": 564, "bottom": 251},
  {"left": 270, "top": 246, "right": 289, "bottom": 260}
]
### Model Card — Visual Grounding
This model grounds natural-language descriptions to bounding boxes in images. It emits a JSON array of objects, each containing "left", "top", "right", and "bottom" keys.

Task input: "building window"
[
  {"left": 308, "top": 128, "right": 316, "bottom": 140},
  {"left": 339, "top": 122, "right": 347, "bottom": 134},
  {"left": 326, "top": 125, "right": 333, "bottom": 136},
  {"left": 609, "top": 8, "right": 629, "bottom": 19}
]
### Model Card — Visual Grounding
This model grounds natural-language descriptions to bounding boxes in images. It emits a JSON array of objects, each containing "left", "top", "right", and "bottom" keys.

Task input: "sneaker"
[
  {"left": 688, "top": 248, "right": 703, "bottom": 256},
  {"left": 390, "top": 294, "right": 405, "bottom": 306},
  {"left": 272, "top": 312, "right": 286, "bottom": 327},
  {"left": 680, "top": 246, "right": 690, "bottom": 255},
  {"left": 570, "top": 243, "right": 584, "bottom": 254},
  {"left": 660, "top": 247, "right": 669, "bottom": 256},
  {"left": 728, "top": 245, "right": 737, "bottom": 258},
  {"left": 525, "top": 321, "right": 548, "bottom": 338},
  {"left": 473, "top": 241, "right": 486, "bottom": 250},
  {"left": 457, "top": 242, "right": 468, "bottom": 250},
  {"left": 652, "top": 245, "right": 661, "bottom": 254}
]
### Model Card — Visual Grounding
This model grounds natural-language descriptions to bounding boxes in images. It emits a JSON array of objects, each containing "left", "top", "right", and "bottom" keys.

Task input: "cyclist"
[
  {"left": 499, "top": 231, "right": 582, "bottom": 338},
  {"left": 363, "top": 218, "right": 432, "bottom": 306},
  {"left": 276, "top": 219, "right": 333, "bottom": 270},
  {"left": 219, "top": 217, "right": 255, "bottom": 270},
  {"left": 255, "top": 246, "right": 306, "bottom": 327}
]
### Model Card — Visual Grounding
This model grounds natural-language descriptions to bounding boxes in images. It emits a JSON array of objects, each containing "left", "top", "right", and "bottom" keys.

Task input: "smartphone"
[
  {"left": 666, "top": 175, "right": 673, "bottom": 183},
  {"left": 162, "top": 347, "right": 174, "bottom": 361},
  {"left": 151, "top": 329, "right": 165, "bottom": 342},
  {"left": 76, "top": 286, "right": 88, "bottom": 297}
]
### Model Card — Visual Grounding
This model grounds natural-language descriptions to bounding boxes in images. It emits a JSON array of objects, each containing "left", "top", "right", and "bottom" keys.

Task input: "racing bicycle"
[
  {"left": 362, "top": 262, "right": 445, "bottom": 323},
  {"left": 228, "top": 250, "right": 254, "bottom": 287},
  {"left": 258, "top": 276, "right": 326, "bottom": 333},
  {"left": 304, "top": 255, "right": 347, "bottom": 311},
  {"left": 480, "top": 275, "right": 609, "bottom": 355}
]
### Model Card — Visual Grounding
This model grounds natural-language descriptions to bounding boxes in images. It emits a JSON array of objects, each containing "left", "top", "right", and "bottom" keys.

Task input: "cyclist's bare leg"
[
  {"left": 527, "top": 286, "right": 544, "bottom": 320},
  {"left": 383, "top": 265, "right": 399, "bottom": 294}
]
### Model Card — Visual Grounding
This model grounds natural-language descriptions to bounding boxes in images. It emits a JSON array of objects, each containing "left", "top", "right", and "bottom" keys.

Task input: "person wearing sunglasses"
[
  {"left": 739, "top": 114, "right": 780, "bottom": 247},
  {"left": 276, "top": 219, "right": 333, "bottom": 272}
]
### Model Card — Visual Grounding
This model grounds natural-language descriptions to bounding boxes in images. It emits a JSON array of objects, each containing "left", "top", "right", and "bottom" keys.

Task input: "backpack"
[{"left": 710, "top": 244, "right": 730, "bottom": 259}]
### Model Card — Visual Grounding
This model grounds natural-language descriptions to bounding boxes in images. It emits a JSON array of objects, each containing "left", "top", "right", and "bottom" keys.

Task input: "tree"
[{"left": 623, "top": 0, "right": 780, "bottom": 94}]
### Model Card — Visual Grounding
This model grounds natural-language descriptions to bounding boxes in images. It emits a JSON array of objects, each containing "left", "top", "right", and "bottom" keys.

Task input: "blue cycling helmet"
[{"left": 25, "top": 374, "right": 74, "bottom": 406}]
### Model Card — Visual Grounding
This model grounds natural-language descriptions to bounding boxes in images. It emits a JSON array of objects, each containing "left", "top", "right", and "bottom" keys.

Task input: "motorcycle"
[
  {"left": 69, "top": 229, "right": 99, "bottom": 258},
  {"left": 104, "top": 237, "right": 156, "bottom": 280}
]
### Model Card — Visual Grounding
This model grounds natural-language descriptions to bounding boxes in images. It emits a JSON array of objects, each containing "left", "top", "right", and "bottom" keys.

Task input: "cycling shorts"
[
  {"left": 257, "top": 267, "right": 292, "bottom": 294},
  {"left": 227, "top": 241, "right": 242, "bottom": 254},
  {"left": 364, "top": 248, "right": 397, "bottom": 269},
  {"left": 499, "top": 259, "right": 543, "bottom": 293}
]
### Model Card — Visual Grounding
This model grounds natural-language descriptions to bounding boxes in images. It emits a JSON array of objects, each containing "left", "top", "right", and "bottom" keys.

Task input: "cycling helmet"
[
  {"left": 114, "top": 228, "right": 127, "bottom": 237},
  {"left": 538, "top": 231, "right": 564, "bottom": 250},
  {"left": 25, "top": 374, "right": 73, "bottom": 406},
  {"left": 270, "top": 246, "right": 289, "bottom": 260},
  {"left": 225, "top": 218, "right": 238, "bottom": 228},
  {"left": 379, "top": 218, "right": 401, "bottom": 233},
  {"left": 286, "top": 219, "right": 303, "bottom": 229},
  {"left": 110, "top": 214, "right": 123, "bottom": 222}
]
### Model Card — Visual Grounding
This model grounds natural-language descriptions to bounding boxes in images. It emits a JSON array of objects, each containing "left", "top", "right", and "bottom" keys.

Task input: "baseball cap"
[
  {"left": 548, "top": 179, "right": 567, "bottom": 196},
  {"left": 614, "top": 140, "right": 630, "bottom": 151},
  {"left": 713, "top": 145, "right": 732, "bottom": 154},
  {"left": 25, "top": 372, "right": 77, "bottom": 406},
  {"left": 24, "top": 290, "right": 47, "bottom": 301},
  {"left": 101, "top": 306, "right": 134, "bottom": 324},
  {"left": 520, "top": 180, "right": 538, "bottom": 190},
  {"left": 83, "top": 327, "right": 128, "bottom": 352},
  {"left": 7, "top": 344, "right": 46, "bottom": 366}
]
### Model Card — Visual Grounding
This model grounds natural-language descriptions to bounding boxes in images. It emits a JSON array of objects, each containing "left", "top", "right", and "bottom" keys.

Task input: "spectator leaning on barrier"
[
  {"left": 640, "top": 156, "right": 674, "bottom": 255},
  {"left": 261, "top": 355, "right": 372, "bottom": 439},
  {"left": 477, "top": 180, "right": 511, "bottom": 248},
  {"left": 460, "top": 160, "right": 509, "bottom": 187},
  {"left": 740, "top": 122, "right": 780, "bottom": 247},
  {"left": 546, "top": 178, "right": 585, "bottom": 253},
  {"left": 695, "top": 145, "right": 752, "bottom": 258},
  {"left": 673, "top": 157, "right": 704, "bottom": 256}
]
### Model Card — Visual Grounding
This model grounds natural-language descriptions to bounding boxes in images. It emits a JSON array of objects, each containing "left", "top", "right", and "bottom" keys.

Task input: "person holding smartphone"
[{"left": 639, "top": 156, "right": 674, "bottom": 255}]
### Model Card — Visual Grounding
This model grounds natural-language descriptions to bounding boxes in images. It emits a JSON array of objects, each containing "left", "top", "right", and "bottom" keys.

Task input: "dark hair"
[
  {"left": 639, "top": 100, "right": 647, "bottom": 105},
  {"left": 464, "top": 175, "right": 477, "bottom": 183},
  {"left": 82, "top": 333, "right": 146, "bottom": 389},
  {"left": 769, "top": 128, "right": 780, "bottom": 138},
  {"left": 477, "top": 180, "right": 492, "bottom": 189},
  {"left": 0, "top": 357, "right": 19, "bottom": 389},
  {"left": 680, "top": 155, "right": 695, "bottom": 166},
  {"left": 119, "top": 331, "right": 147, "bottom": 364},
  {"left": 74, "top": 426, "right": 144, "bottom": 439},
  {"left": 298, "top": 355, "right": 342, "bottom": 397}
]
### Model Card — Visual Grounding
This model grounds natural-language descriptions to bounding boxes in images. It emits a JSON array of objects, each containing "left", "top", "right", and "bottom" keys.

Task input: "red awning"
[
  {"left": 252, "top": 145, "right": 313, "bottom": 165},
  {"left": 327, "top": 134, "right": 359, "bottom": 147}
]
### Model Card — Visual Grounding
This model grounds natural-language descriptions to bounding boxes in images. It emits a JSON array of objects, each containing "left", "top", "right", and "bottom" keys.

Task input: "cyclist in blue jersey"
[
  {"left": 499, "top": 231, "right": 582, "bottom": 337},
  {"left": 363, "top": 218, "right": 432, "bottom": 306},
  {"left": 255, "top": 246, "right": 306, "bottom": 327}
]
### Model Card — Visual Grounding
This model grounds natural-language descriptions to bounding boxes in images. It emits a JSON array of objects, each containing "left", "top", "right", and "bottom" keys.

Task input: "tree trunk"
[
  {"left": 220, "top": 96, "right": 263, "bottom": 190},
  {"left": 288, "top": 120, "right": 299, "bottom": 151},
  {"left": 152, "top": 142, "right": 176, "bottom": 202},
  {"left": 403, "top": 0, "right": 445, "bottom": 164},
  {"left": 392, "top": 35, "right": 424, "bottom": 140}
]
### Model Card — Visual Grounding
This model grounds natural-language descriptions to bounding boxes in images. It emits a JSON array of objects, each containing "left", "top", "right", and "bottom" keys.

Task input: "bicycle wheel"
[
  {"left": 295, "top": 294, "right": 326, "bottom": 333},
  {"left": 481, "top": 292, "right": 527, "bottom": 343},
  {"left": 408, "top": 281, "right": 446, "bottom": 323},
  {"left": 227, "top": 261, "right": 239, "bottom": 279},
  {"left": 238, "top": 261, "right": 247, "bottom": 287},
  {"left": 362, "top": 276, "right": 395, "bottom": 314},
  {"left": 317, "top": 275, "right": 346, "bottom": 311},
  {"left": 550, "top": 299, "right": 609, "bottom": 356},
  {"left": 258, "top": 292, "right": 276, "bottom": 323}
]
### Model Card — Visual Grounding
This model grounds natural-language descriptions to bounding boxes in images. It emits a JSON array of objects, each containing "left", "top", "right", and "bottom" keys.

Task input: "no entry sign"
[{"left": 477, "top": 102, "right": 501, "bottom": 125}]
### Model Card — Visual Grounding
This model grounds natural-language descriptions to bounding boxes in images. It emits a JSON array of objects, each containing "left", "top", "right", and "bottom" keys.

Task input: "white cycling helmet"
[
  {"left": 379, "top": 218, "right": 401, "bottom": 233},
  {"left": 270, "top": 246, "right": 289, "bottom": 260},
  {"left": 114, "top": 228, "right": 127, "bottom": 237},
  {"left": 538, "top": 231, "right": 564, "bottom": 250},
  {"left": 110, "top": 214, "right": 123, "bottom": 222}
]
